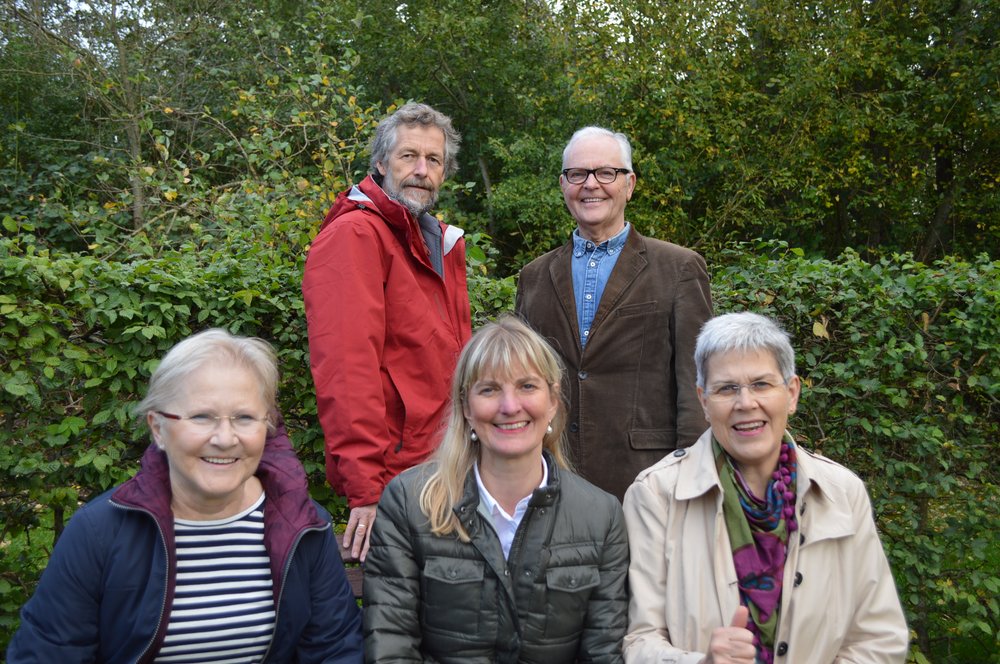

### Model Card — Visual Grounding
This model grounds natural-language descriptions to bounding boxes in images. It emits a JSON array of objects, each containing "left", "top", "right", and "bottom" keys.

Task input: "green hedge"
[
  {"left": 712, "top": 243, "right": 999, "bottom": 662},
  {"left": 1, "top": 235, "right": 996, "bottom": 661}
]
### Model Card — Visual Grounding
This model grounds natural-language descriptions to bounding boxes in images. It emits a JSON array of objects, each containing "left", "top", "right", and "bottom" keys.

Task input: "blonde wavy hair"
[{"left": 419, "top": 315, "right": 571, "bottom": 541}]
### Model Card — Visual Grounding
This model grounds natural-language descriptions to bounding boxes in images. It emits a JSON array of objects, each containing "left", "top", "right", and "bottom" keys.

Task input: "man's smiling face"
[{"left": 560, "top": 134, "right": 636, "bottom": 243}]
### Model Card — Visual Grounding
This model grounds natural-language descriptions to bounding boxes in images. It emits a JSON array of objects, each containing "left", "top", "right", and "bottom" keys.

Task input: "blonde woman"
[{"left": 363, "top": 315, "right": 628, "bottom": 663}]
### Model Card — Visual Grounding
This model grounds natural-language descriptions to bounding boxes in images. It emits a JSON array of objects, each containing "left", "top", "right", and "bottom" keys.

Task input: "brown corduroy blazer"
[{"left": 515, "top": 228, "right": 713, "bottom": 501}]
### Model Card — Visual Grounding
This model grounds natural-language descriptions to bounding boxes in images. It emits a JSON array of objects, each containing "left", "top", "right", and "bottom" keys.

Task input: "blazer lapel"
[
  {"left": 546, "top": 243, "right": 582, "bottom": 353},
  {"left": 589, "top": 229, "right": 648, "bottom": 334}
]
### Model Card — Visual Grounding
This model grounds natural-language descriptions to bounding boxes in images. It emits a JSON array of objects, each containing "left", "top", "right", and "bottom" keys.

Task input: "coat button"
[
  {"left": 794, "top": 572, "right": 803, "bottom": 587},
  {"left": 578, "top": 371, "right": 588, "bottom": 380},
  {"left": 777, "top": 642, "right": 788, "bottom": 656},
  {"left": 800, "top": 534, "right": 806, "bottom": 545},
  {"left": 569, "top": 422, "right": 579, "bottom": 433},
  {"left": 673, "top": 449, "right": 686, "bottom": 457}
]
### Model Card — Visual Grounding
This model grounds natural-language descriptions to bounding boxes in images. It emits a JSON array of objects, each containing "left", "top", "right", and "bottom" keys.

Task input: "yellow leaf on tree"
[
  {"left": 164, "top": 190, "right": 178, "bottom": 201},
  {"left": 812, "top": 320, "right": 830, "bottom": 339}
]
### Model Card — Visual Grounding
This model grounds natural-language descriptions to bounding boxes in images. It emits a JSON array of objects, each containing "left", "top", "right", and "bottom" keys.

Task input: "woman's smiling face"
[
  {"left": 698, "top": 348, "right": 800, "bottom": 482},
  {"left": 149, "top": 362, "right": 268, "bottom": 520},
  {"left": 464, "top": 362, "right": 559, "bottom": 466}
]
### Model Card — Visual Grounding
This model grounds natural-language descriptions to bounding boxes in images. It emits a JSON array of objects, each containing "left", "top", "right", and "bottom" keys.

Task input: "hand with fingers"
[
  {"left": 702, "top": 606, "right": 757, "bottom": 664},
  {"left": 343, "top": 503, "right": 377, "bottom": 563}
]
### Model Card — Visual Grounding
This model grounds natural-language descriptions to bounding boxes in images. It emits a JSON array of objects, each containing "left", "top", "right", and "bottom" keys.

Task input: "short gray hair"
[
  {"left": 369, "top": 102, "right": 461, "bottom": 178},
  {"left": 694, "top": 312, "right": 796, "bottom": 389},
  {"left": 562, "top": 126, "right": 633, "bottom": 171},
  {"left": 135, "top": 329, "right": 279, "bottom": 426}
]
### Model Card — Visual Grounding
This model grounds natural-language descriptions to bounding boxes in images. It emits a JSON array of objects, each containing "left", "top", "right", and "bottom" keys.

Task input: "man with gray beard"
[{"left": 303, "top": 103, "right": 471, "bottom": 562}]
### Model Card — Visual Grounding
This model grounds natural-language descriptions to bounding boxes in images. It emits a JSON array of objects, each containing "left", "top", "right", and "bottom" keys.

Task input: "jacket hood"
[{"left": 322, "top": 174, "right": 464, "bottom": 257}]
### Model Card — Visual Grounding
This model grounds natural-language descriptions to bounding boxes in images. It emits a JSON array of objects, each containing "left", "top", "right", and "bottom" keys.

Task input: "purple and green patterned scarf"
[{"left": 714, "top": 435, "right": 798, "bottom": 664}]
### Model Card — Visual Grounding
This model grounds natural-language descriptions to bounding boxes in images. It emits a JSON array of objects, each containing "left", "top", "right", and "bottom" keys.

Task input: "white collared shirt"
[{"left": 474, "top": 459, "right": 549, "bottom": 559}]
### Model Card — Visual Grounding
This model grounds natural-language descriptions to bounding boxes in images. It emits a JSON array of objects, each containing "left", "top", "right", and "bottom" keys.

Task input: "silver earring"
[
  {"left": 546, "top": 424, "right": 553, "bottom": 434},
  {"left": 470, "top": 430, "right": 478, "bottom": 442}
]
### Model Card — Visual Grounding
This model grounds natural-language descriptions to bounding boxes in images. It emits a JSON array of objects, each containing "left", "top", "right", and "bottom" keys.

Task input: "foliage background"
[{"left": 1, "top": 0, "right": 998, "bottom": 660}]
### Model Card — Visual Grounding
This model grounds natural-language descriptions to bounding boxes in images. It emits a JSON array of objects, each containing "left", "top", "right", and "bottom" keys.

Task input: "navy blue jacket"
[{"left": 8, "top": 427, "right": 363, "bottom": 663}]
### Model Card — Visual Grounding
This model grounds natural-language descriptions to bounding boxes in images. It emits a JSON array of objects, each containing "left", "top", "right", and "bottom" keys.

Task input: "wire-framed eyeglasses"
[
  {"left": 705, "top": 381, "right": 787, "bottom": 403},
  {"left": 156, "top": 411, "right": 268, "bottom": 433},
  {"left": 561, "top": 167, "right": 631, "bottom": 185}
]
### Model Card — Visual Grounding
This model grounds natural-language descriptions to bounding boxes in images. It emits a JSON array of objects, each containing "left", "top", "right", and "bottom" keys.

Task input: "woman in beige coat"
[{"left": 623, "top": 312, "right": 908, "bottom": 664}]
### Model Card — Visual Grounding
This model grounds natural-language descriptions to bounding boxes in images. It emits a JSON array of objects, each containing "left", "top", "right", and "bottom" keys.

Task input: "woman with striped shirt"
[{"left": 9, "top": 329, "right": 363, "bottom": 663}]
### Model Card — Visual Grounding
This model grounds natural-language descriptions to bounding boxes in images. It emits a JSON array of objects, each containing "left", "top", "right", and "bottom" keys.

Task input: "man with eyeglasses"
[
  {"left": 515, "top": 126, "right": 713, "bottom": 501},
  {"left": 303, "top": 103, "right": 472, "bottom": 562}
]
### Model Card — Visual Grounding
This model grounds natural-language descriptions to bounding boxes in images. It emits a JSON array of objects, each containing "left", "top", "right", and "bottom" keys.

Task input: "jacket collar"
[
  {"left": 675, "top": 430, "right": 724, "bottom": 501},
  {"left": 325, "top": 174, "right": 463, "bottom": 264},
  {"left": 455, "top": 450, "right": 562, "bottom": 536},
  {"left": 110, "top": 423, "right": 325, "bottom": 588},
  {"left": 111, "top": 425, "right": 319, "bottom": 523},
  {"left": 676, "top": 430, "right": 857, "bottom": 541}
]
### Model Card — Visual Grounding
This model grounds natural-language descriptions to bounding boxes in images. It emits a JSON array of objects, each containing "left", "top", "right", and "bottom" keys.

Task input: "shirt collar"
[
  {"left": 474, "top": 457, "right": 549, "bottom": 519},
  {"left": 572, "top": 222, "right": 630, "bottom": 257}
]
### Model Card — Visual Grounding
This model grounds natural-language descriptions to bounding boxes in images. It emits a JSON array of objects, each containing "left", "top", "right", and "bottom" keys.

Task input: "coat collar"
[
  {"left": 455, "top": 450, "right": 562, "bottom": 528},
  {"left": 323, "top": 174, "right": 464, "bottom": 270},
  {"left": 675, "top": 430, "right": 858, "bottom": 542},
  {"left": 111, "top": 424, "right": 319, "bottom": 527},
  {"left": 590, "top": 227, "right": 648, "bottom": 331}
]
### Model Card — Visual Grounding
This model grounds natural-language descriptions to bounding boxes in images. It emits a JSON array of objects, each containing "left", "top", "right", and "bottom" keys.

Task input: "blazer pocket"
[
  {"left": 628, "top": 429, "right": 675, "bottom": 450},
  {"left": 614, "top": 301, "right": 656, "bottom": 318}
]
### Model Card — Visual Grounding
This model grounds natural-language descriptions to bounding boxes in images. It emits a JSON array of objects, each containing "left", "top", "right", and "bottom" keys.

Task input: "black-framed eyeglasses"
[
  {"left": 561, "top": 167, "right": 631, "bottom": 185},
  {"left": 155, "top": 411, "right": 268, "bottom": 433}
]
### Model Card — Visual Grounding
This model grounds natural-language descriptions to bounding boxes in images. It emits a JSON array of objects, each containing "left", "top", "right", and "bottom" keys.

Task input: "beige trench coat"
[{"left": 623, "top": 430, "right": 908, "bottom": 664}]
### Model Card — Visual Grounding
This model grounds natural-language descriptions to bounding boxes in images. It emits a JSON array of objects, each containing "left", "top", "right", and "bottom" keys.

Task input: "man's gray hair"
[
  {"left": 562, "top": 126, "right": 633, "bottom": 171},
  {"left": 369, "top": 102, "right": 461, "bottom": 178},
  {"left": 694, "top": 312, "right": 797, "bottom": 389}
]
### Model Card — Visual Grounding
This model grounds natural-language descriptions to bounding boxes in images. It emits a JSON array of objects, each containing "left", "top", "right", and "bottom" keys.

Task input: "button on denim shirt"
[{"left": 571, "top": 223, "right": 630, "bottom": 347}]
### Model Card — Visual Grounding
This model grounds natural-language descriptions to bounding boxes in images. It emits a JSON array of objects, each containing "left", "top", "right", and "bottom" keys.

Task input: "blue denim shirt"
[{"left": 571, "top": 223, "right": 630, "bottom": 347}]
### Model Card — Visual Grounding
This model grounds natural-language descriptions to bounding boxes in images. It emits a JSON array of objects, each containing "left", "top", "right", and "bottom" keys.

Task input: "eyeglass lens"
[{"left": 564, "top": 168, "right": 624, "bottom": 184}]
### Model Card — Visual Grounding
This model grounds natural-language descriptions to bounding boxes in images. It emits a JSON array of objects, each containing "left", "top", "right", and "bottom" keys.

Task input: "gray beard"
[{"left": 383, "top": 171, "right": 438, "bottom": 218}]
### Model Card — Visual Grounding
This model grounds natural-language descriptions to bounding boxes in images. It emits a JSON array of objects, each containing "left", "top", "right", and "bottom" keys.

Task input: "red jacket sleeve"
[{"left": 303, "top": 211, "right": 391, "bottom": 508}]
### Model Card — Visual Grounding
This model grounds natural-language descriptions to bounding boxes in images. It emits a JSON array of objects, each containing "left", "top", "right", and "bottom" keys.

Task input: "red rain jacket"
[{"left": 303, "top": 175, "right": 471, "bottom": 508}]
